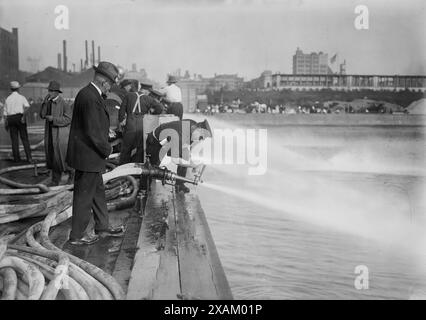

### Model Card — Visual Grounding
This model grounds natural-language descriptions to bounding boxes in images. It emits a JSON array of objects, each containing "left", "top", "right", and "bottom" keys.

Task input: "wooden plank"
[
  {"left": 150, "top": 192, "right": 180, "bottom": 300},
  {"left": 50, "top": 208, "right": 131, "bottom": 275},
  {"left": 186, "top": 194, "right": 233, "bottom": 300},
  {"left": 112, "top": 207, "right": 143, "bottom": 292},
  {"left": 83, "top": 209, "right": 130, "bottom": 273},
  {"left": 126, "top": 182, "right": 180, "bottom": 300},
  {"left": 175, "top": 192, "right": 233, "bottom": 300}
]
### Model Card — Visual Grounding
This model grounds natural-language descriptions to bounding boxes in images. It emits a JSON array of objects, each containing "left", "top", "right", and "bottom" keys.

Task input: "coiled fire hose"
[
  {"left": 0, "top": 165, "right": 143, "bottom": 300},
  {"left": 0, "top": 163, "right": 138, "bottom": 224}
]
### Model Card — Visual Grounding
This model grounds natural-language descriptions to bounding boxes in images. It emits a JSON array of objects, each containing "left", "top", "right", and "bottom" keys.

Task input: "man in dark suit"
[{"left": 66, "top": 61, "right": 124, "bottom": 245}]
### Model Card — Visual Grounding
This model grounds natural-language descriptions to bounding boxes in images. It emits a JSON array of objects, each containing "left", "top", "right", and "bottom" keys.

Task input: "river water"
[{"left": 195, "top": 118, "right": 426, "bottom": 299}]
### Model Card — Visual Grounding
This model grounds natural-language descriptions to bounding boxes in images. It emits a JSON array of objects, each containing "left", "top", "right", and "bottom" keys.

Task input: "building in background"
[
  {"left": 246, "top": 70, "right": 273, "bottom": 89},
  {"left": 209, "top": 74, "right": 244, "bottom": 91},
  {"left": 292, "top": 48, "right": 330, "bottom": 75},
  {"left": 165, "top": 72, "right": 245, "bottom": 112},
  {"left": 268, "top": 73, "right": 426, "bottom": 92},
  {"left": 172, "top": 76, "right": 211, "bottom": 113},
  {"left": 0, "top": 27, "right": 19, "bottom": 88}
]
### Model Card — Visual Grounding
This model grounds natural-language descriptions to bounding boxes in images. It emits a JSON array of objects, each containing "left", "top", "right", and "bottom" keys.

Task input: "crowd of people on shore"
[{"left": 197, "top": 101, "right": 402, "bottom": 115}]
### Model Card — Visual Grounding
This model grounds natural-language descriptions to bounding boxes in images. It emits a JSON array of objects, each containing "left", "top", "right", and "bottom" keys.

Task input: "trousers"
[
  {"left": 6, "top": 113, "right": 32, "bottom": 162},
  {"left": 119, "top": 114, "right": 144, "bottom": 164},
  {"left": 70, "top": 170, "right": 109, "bottom": 239},
  {"left": 166, "top": 102, "right": 183, "bottom": 120}
]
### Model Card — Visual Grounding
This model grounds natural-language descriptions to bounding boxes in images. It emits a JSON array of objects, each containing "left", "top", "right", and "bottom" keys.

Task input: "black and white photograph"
[{"left": 0, "top": 0, "right": 425, "bottom": 305}]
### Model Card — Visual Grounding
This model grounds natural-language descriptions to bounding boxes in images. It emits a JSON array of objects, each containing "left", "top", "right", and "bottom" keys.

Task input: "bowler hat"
[
  {"left": 93, "top": 61, "right": 120, "bottom": 83},
  {"left": 47, "top": 81, "right": 62, "bottom": 93},
  {"left": 167, "top": 75, "right": 178, "bottom": 84},
  {"left": 10, "top": 81, "right": 21, "bottom": 89}
]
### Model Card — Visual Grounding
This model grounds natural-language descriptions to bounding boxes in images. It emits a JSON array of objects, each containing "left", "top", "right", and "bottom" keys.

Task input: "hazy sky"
[{"left": 0, "top": 0, "right": 425, "bottom": 83}]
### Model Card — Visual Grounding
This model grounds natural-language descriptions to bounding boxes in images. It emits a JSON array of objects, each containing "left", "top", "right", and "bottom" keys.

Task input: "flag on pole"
[{"left": 330, "top": 53, "right": 337, "bottom": 64}]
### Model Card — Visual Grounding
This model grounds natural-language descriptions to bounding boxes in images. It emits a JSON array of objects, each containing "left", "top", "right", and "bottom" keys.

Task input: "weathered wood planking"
[
  {"left": 126, "top": 182, "right": 180, "bottom": 300},
  {"left": 175, "top": 193, "right": 233, "bottom": 300},
  {"left": 127, "top": 183, "right": 233, "bottom": 300},
  {"left": 111, "top": 208, "right": 143, "bottom": 292}
]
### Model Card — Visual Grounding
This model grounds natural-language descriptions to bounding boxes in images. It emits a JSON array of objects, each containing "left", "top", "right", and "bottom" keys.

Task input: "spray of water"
[{"left": 189, "top": 115, "right": 426, "bottom": 260}]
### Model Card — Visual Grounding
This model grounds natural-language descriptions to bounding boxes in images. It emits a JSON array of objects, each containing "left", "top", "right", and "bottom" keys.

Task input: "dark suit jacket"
[
  {"left": 66, "top": 84, "right": 111, "bottom": 172},
  {"left": 153, "top": 119, "right": 197, "bottom": 159}
]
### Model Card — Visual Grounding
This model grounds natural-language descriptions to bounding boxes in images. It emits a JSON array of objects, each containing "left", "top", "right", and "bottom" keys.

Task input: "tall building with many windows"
[
  {"left": 292, "top": 48, "right": 329, "bottom": 74},
  {"left": 0, "top": 27, "right": 19, "bottom": 85}
]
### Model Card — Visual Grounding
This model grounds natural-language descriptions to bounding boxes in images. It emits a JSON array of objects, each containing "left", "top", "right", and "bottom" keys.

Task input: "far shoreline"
[{"left": 200, "top": 113, "right": 426, "bottom": 127}]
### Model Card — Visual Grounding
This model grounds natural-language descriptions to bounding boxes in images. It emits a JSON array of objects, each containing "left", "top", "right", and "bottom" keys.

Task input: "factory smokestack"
[
  {"left": 91, "top": 40, "right": 95, "bottom": 66},
  {"left": 97, "top": 46, "right": 101, "bottom": 64},
  {"left": 63, "top": 40, "right": 67, "bottom": 72},
  {"left": 57, "top": 53, "right": 62, "bottom": 70},
  {"left": 80, "top": 59, "right": 83, "bottom": 72},
  {"left": 85, "top": 40, "right": 88, "bottom": 69}
]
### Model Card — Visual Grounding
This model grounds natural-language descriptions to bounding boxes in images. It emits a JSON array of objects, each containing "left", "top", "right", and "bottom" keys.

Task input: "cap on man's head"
[
  {"left": 93, "top": 61, "right": 120, "bottom": 83},
  {"left": 139, "top": 82, "right": 153, "bottom": 90},
  {"left": 120, "top": 79, "right": 133, "bottom": 88},
  {"left": 149, "top": 89, "right": 165, "bottom": 98},
  {"left": 167, "top": 75, "right": 178, "bottom": 84},
  {"left": 10, "top": 81, "right": 20, "bottom": 89},
  {"left": 47, "top": 81, "right": 62, "bottom": 93},
  {"left": 197, "top": 119, "right": 212, "bottom": 135}
]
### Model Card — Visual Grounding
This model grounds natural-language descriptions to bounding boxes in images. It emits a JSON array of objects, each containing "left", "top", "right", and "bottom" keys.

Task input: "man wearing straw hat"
[
  {"left": 3, "top": 81, "right": 33, "bottom": 163},
  {"left": 160, "top": 75, "right": 184, "bottom": 120},
  {"left": 40, "top": 81, "right": 73, "bottom": 186}
]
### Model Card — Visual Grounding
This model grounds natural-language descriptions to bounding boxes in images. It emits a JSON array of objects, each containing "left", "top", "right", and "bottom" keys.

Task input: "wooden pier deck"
[
  {"left": 1, "top": 175, "right": 233, "bottom": 300},
  {"left": 126, "top": 182, "right": 233, "bottom": 300}
]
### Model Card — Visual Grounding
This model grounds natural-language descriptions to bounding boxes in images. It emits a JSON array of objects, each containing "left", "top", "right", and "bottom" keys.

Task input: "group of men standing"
[
  {"left": 118, "top": 75, "right": 184, "bottom": 166},
  {"left": 3, "top": 80, "right": 73, "bottom": 185},
  {"left": 2, "top": 61, "right": 190, "bottom": 245}
]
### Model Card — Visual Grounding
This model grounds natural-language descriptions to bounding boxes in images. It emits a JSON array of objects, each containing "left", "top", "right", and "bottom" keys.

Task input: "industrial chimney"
[
  {"left": 97, "top": 46, "right": 101, "bottom": 64},
  {"left": 85, "top": 40, "right": 89, "bottom": 69},
  {"left": 80, "top": 59, "right": 83, "bottom": 72},
  {"left": 91, "top": 40, "right": 95, "bottom": 66},
  {"left": 63, "top": 40, "right": 67, "bottom": 72},
  {"left": 57, "top": 53, "right": 62, "bottom": 70}
]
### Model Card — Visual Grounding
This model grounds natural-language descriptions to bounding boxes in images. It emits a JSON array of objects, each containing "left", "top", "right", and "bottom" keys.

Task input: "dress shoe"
[
  {"left": 69, "top": 234, "right": 99, "bottom": 245},
  {"left": 95, "top": 225, "right": 125, "bottom": 237}
]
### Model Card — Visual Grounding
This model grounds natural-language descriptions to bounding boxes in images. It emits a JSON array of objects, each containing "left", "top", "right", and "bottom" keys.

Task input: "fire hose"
[
  {"left": 0, "top": 163, "right": 203, "bottom": 299},
  {"left": 0, "top": 167, "right": 140, "bottom": 300}
]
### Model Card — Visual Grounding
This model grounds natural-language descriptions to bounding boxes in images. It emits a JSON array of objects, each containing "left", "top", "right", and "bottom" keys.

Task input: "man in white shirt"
[
  {"left": 160, "top": 75, "right": 183, "bottom": 120},
  {"left": 3, "top": 81, "right": 32, "bottom": 162}
]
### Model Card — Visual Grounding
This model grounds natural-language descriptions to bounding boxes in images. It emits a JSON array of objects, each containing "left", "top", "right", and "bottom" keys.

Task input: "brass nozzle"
[{"left": 139, "top": 166, "right": 198, "bottom": 185}]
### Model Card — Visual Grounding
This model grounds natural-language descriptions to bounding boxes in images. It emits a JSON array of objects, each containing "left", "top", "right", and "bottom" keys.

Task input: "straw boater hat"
[
  {"left": 47, "top": 81, "right": 63, "bottom": 93},
  {"left": 10, "top": 81, "right": 21, "bottom": 89},
  {"left": 93, "top": 61, "right": 120, "bottom": 83}
]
